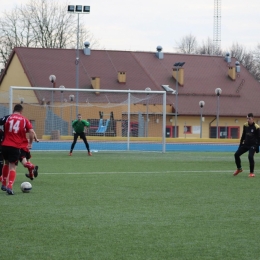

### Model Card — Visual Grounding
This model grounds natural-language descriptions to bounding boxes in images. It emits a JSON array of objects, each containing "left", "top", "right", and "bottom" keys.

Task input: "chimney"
[
  {"left": 83, "top": 41, "right": 91, "bottom": 56},
  {"left": 228, "top": 66, "right": 236, "bottom": 81},
  {"left": 235, "top": 61, "right": 241, "bottom": 73},
  {"left": 118, "top": 71, "right": 126, "bottom": 84},
  {"left": 224, "top": 52, "right": 231, "bottom": 63},
  {"left": 172, "top": 68, "right": 184, "bottom": 86},
  {"left": 155, "top": 46, "right": 163, "bottom": 59},
  {"left": 91, "top": 77, "right": 100, "bottom": 94}
]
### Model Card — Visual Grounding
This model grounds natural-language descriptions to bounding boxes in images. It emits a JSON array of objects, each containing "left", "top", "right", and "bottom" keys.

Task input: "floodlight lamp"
[
  {"left": 59, "top": 85, "right": 65, "bottom": 93},
  {"left": 161, "top": 85, "right": 169, "bottom": 91},
  {"left": 161, "top": 85, "right": 176, "bottom": 94},
  {"left": 215, "top": 88, "right": 222, "bottom": 96},
  {"left": 145, "top": 87, "right": 151, "bottom": 92},
  {"left": 49, "top": 75, "right": 56, "bottom": 83},
  {"left": 83, "top": 6, "right": 90, "bottom": 13},
  {"left": 75, "top": 5, "right": 82, "bottom": 12},
  {"left": 69, "top": 95, "right": 75, "bottom": 101},
  {"left": 68, "top": 5, "right": 75, "bottom": 12},
  {"left": 199, "top": 101, "right": 205, "bottom": 108}
]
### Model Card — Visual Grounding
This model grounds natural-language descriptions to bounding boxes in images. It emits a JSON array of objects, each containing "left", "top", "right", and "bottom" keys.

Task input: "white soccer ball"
[{"left": 21, "top": 182, "right": 32, "bottom": 193}]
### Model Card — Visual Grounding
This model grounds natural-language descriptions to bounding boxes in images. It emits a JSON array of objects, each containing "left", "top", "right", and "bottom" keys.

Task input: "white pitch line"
[{"left": 33, "top": 170, "right": 239, "bottom": 175}]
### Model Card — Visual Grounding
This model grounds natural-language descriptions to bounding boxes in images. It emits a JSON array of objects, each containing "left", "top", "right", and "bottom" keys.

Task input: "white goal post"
[{"left": 6, "top": 86, "right": 167, "bottom": 152}]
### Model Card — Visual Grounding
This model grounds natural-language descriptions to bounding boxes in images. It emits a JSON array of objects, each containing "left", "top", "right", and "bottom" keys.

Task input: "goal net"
[{"left": 3, "top": 87, "right": 166, "bottom": 152}]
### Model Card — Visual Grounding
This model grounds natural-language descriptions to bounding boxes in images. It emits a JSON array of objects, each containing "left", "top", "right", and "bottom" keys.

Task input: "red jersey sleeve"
[{"left": 25, "top": 118, "right": 33, "bottom": 131}]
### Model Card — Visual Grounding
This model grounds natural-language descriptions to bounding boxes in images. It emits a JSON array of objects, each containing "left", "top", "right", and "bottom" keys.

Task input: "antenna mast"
[{"left": 213, "top": 0, "right": 221, "bottom": 54}]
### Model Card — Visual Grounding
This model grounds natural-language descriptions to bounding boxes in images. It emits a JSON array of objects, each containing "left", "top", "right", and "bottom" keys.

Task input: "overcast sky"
[{"left": 2, "top": 0, "right": 260, "bottom": 53}]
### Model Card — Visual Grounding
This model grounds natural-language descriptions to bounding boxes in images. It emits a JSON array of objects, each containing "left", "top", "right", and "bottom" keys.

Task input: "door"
[{"left": 166, "top": 126, "right": 178, "bottom": 138}]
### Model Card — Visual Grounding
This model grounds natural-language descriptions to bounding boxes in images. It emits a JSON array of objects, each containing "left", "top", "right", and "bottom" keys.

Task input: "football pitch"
[{"left": 1, "top": 151, "right": 260, "bottom": 260}]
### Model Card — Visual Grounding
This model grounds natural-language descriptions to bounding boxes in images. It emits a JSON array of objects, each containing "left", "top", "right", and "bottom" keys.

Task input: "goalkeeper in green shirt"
[{"left": 69, "top": 114, "right": 92, "bottom": 156}]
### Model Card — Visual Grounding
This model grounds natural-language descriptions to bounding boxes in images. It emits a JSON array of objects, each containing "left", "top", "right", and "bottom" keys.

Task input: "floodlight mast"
[{"left": 68, "top": 5, "right": 90, "bottom": 116}]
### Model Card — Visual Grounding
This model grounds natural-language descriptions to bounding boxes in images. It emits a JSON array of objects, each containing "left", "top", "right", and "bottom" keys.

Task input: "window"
[
  {"left": 210, "top": 126, "right": 240, "bottom": 139},
  {"left": 184, "top": 126, "right": 192, "bottom": 134}
]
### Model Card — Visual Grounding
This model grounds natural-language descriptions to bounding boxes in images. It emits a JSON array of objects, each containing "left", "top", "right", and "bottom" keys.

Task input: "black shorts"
[
  {"left": 19, "top": 149, "right": 31, "bottom": 162},
  {"left": 0, "top": 151, "right": 3, "bottom": 165},
  {"left": 74, "top": 132, "right": 87, "bottom": 140},
  {"left": 2, "top": 146, "right": 20, "bottom": 164}
]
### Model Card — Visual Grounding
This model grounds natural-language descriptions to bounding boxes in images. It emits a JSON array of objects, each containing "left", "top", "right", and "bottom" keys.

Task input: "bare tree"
[
  {"left": 252, "top": 43, "right": 260, "bottom": 81},
  {"left": 228, "top": 42, "right": 260, "bottom": 80},
  {"left": 253, "top": 43, "right": 260, "bottom": 61},
  {"left": 229, "top": 43, "right": 248, "bottom": 63},
  {"left": 0, "top": 0, "right": 99, "bottom": 68},
  {"left": 176, "top": 34, "right": 260, "bottom": 80},
  {"left": 175, "top": 33, "right": 198, "bottom": 54},
  {"left": 196, "top": 37, "right": 222, "bottom": 56}
]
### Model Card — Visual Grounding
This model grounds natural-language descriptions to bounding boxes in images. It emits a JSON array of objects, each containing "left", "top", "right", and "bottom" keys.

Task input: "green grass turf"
[{"left": 1, "top": 151, "right": 260, "bottom": 259}]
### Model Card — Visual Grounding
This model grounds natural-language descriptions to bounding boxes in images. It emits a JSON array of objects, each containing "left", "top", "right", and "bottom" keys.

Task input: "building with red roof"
[{"left": 0, "top": 46, "right": 259, "bottom": 139}]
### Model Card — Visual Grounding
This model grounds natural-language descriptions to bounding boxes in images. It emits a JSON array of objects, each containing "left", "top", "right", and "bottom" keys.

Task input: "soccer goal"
[{"left": 6, "top": 87, "right": 167, "bottom": 152}]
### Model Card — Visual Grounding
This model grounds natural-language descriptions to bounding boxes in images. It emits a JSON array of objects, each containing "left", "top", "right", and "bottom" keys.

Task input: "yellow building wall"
[
  {"left": 7, "top": 102, "right": 246, "bottom": 140},
  {"left": 0, "top": 54, "right": 38, "bottom": 104},
  {"left": 16, "top": 103, "right": 165, "bottom": 139},
  {"left": 167, "top": 115, "right": 248, "bottom": 139}
]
